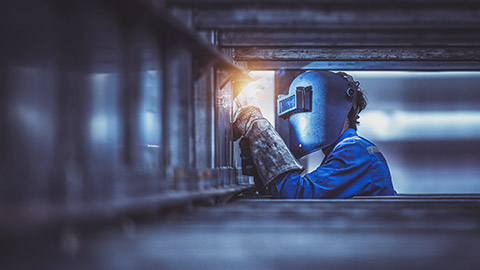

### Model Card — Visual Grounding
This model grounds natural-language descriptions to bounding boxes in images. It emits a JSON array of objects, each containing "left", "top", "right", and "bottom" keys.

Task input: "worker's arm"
[
  {"left": 233, "top": 106, "right": 304, "bottom": 186},
  {"left": 268, "top": 140, "right": 375, "bottom": 199}
]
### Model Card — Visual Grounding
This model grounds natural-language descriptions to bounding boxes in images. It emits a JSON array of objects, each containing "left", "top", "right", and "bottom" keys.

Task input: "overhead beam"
[
  {"left": 168, "top": 0, "right": 480, "bottom": 71},
  {"left": 192, "top": 6, "right": 480, "bottom": 30},
  {"left": 232, "top": 47, "right": 480, "bottom": 61},
  {"left": 219, "top": 30, "right": 480, "bottom": 47},
  {"left": 246, "top": 61, "right": 480, "bottom": 71},
  {"left": 169, "top": 0, "right": 480, "bottom": 8}
]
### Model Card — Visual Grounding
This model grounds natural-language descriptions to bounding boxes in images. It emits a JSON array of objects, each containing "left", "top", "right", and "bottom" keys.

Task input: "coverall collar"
[{"left": 321, "top": 128, "right": 357, "bottom": 163}]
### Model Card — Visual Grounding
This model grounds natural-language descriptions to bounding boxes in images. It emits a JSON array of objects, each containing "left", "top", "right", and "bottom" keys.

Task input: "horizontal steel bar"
[
  {"left": 0, "top": 185, "right": 253, "bottom": 237},
  {"left": 219, "top": 30, "right": 480, "bottom": 47},
  {"left": 193, "top": 7, "right": 480, "bottom": 30},
  {"left": 246, "top": 61, "right": 480, "bottom": 71},
  {"left": 233, "top": 47, "right": 480, "bottom": 61},
  {"left": 170, "top": 0, "right": 480, "bottom": 7},
  {"left": 241, "top": 197, "right": 480, "bottom": 203}
]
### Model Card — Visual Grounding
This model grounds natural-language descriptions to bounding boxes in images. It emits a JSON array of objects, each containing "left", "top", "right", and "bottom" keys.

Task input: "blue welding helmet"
[{"left": 277, "top": 71, "right": 356, "bottom": 158}]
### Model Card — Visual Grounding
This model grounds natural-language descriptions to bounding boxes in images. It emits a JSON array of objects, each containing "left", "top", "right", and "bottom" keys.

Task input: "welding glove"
[
  {"left": 239, "top": 137, "right": 256, "bottom": 176},
  {"left": 233, "top": 106, "right": 304, "bottom": 186},
  {"left": 240, "top": 137, "right": 269, "bottom": 194}
]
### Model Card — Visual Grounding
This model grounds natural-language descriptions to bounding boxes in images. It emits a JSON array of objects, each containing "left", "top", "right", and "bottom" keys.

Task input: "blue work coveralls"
[{"left": 269, "top": 128, "right": 397, "bottom": 199}]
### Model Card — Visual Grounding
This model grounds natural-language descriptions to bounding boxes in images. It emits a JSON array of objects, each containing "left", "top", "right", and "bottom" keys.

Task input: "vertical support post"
[
  {"left": 215, "top": 77, "right": 234, "bottom": 187},
  {"left": 164, "top": 43, "right": 193, "bottom": 190}
]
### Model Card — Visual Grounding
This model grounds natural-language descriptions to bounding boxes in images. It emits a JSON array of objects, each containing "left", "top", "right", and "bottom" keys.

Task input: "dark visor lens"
[{"left": 277, "top": 86, "right": 312, "bottom": 119}]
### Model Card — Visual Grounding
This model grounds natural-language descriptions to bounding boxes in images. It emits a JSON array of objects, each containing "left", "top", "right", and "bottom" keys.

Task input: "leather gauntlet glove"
[
  {"left": 240, "top": 137, "right": 268, "bottom": 194},
  {"left": 233, "top": 106, "right": 304, "bottom": 186}
]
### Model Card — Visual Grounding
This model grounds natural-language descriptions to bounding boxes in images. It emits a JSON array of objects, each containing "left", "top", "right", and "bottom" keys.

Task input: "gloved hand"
[
  {"left": 233, "top": 81, "right": 264, "bottom": 135},
  {"left": 233, "top": 106, "right": 304, "bottom": 186},
  {"left": 233, "top": 106, "right": 263, "bottom": 141},
  {"left": 239, "top": 137, "right": 256, "bottom": 176},
  {"left": 233, "top": 78, "right": 303, "bottom": 188},
  {"left": 240, "top": 137, "right": 268, "bottom": 195}
]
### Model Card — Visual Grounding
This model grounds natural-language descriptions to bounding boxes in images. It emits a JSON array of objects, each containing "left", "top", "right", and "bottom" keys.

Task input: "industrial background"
[{"left": 1, "top": 0, "right": 480, "bottom": 269}]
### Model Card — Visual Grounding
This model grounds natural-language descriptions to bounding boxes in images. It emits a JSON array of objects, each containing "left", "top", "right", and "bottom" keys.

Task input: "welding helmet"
[{"left": 277, "top": 71, "right": 357, "bottom": 158}]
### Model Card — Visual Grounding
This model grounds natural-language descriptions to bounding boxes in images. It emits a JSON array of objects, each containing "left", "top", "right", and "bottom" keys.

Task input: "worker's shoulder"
[{"left": 332, "top": 130, "right": 376, "bottom": 157}]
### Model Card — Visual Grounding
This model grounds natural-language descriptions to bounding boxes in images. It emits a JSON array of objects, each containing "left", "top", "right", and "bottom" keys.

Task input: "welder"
[{"left": 234, "top": 71, "right": 396, "bottom": 198}]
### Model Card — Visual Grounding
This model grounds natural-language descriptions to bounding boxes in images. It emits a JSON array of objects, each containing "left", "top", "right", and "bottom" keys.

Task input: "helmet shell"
[{"left": 286, "top": 71, "right": 355, "bottom": 158}]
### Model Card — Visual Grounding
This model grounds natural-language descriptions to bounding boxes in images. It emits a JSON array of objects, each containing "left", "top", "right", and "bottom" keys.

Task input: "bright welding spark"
[{"left": 234, "top": 81, "right": 265, "bottom": 108}]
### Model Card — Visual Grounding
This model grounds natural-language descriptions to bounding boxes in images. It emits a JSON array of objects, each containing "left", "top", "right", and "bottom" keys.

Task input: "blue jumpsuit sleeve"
[{"left": 269, "top": 140, "right": 373, "bottom": 199}]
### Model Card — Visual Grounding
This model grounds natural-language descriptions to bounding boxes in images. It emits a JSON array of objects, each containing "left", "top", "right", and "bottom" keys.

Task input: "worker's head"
[
  {"left": 337, "top": 72, "right": 368, "bottom": 131},
  {"left": 277, "top": 70, "right": 367, "bottom": 158}
]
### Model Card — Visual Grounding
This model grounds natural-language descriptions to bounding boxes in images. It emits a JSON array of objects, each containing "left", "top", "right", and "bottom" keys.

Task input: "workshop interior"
[{"left": 1, "top": 0, "right": 480, "bottom": 269}]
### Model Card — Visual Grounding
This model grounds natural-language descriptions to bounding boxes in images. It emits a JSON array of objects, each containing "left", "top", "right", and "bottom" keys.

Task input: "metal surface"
[
  {"left": 219, "top": 30, "right": 480, "bottom": 47},
  {"left": 3, "top": 195, "right": 480, "bottom": 270},
  {"left": 233, "top": 47, "right": 480, "bottom": 61},
  {"left": 191, "top": 5, "right": 480, "bottom": 31},
  {"left": 0, "top": 0, "right": 249, "bottom": 233},
  {"left": 249, "top": 61, "right": 480, "bottom": 71},
  {"left": 170, "top": 0, "right": 480, "bottom": 70},
  {"left": 170, "top": 0, "right": 480, "bottom": 6}
]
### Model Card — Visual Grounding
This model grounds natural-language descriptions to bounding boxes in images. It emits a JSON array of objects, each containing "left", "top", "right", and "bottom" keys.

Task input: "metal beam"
[
  {"left": 192, "top": 6, "right": 480, "bottom": 31},
  {"left": 8, "top": 195, "right": 480, "bottom": 269},
  {"left": 219, "top": 30, "right": 480, "bottom": 47},
  {"left": 0, "top": 185, "right": 252, "bottom": 237},
  {"left": 233, "top": 47, "right": 480, "bottom": 61},
  {"left": 246, "top": 61, "right": 480, "bottom": 71},
  {"left": 169, "top": 0, "right": 480, "bottom": 7},
  {"left": 143, "top": 4, "right": 249, "bottom": 79}
]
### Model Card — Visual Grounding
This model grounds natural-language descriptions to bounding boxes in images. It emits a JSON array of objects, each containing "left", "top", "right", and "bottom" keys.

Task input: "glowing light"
[
  {"left": 89, "top": 73, "right": 120, "bottom": 144},
  {"left": 236, "top": 71, "right": 275, "bottom": 124},
  {"left": 359, "top": 110, "right": 480, "bottom": 141},
  {"left": 147, "top": 144, "right": 160, "bottom": 148},
  {"left": 249, "top": 70, "right": 274, "bottom": 80},
  {"left": 345, "top": 71, "right": 480, "bottom": 79},
  {"left": 359, "top": 111, "right": 392, "bottom": 140},
  {"left": 235, "top": 81, "right": 264, "bottom": 108},
  {"left": 90, "top": 115, "right": 108, "bottom": 141}
]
